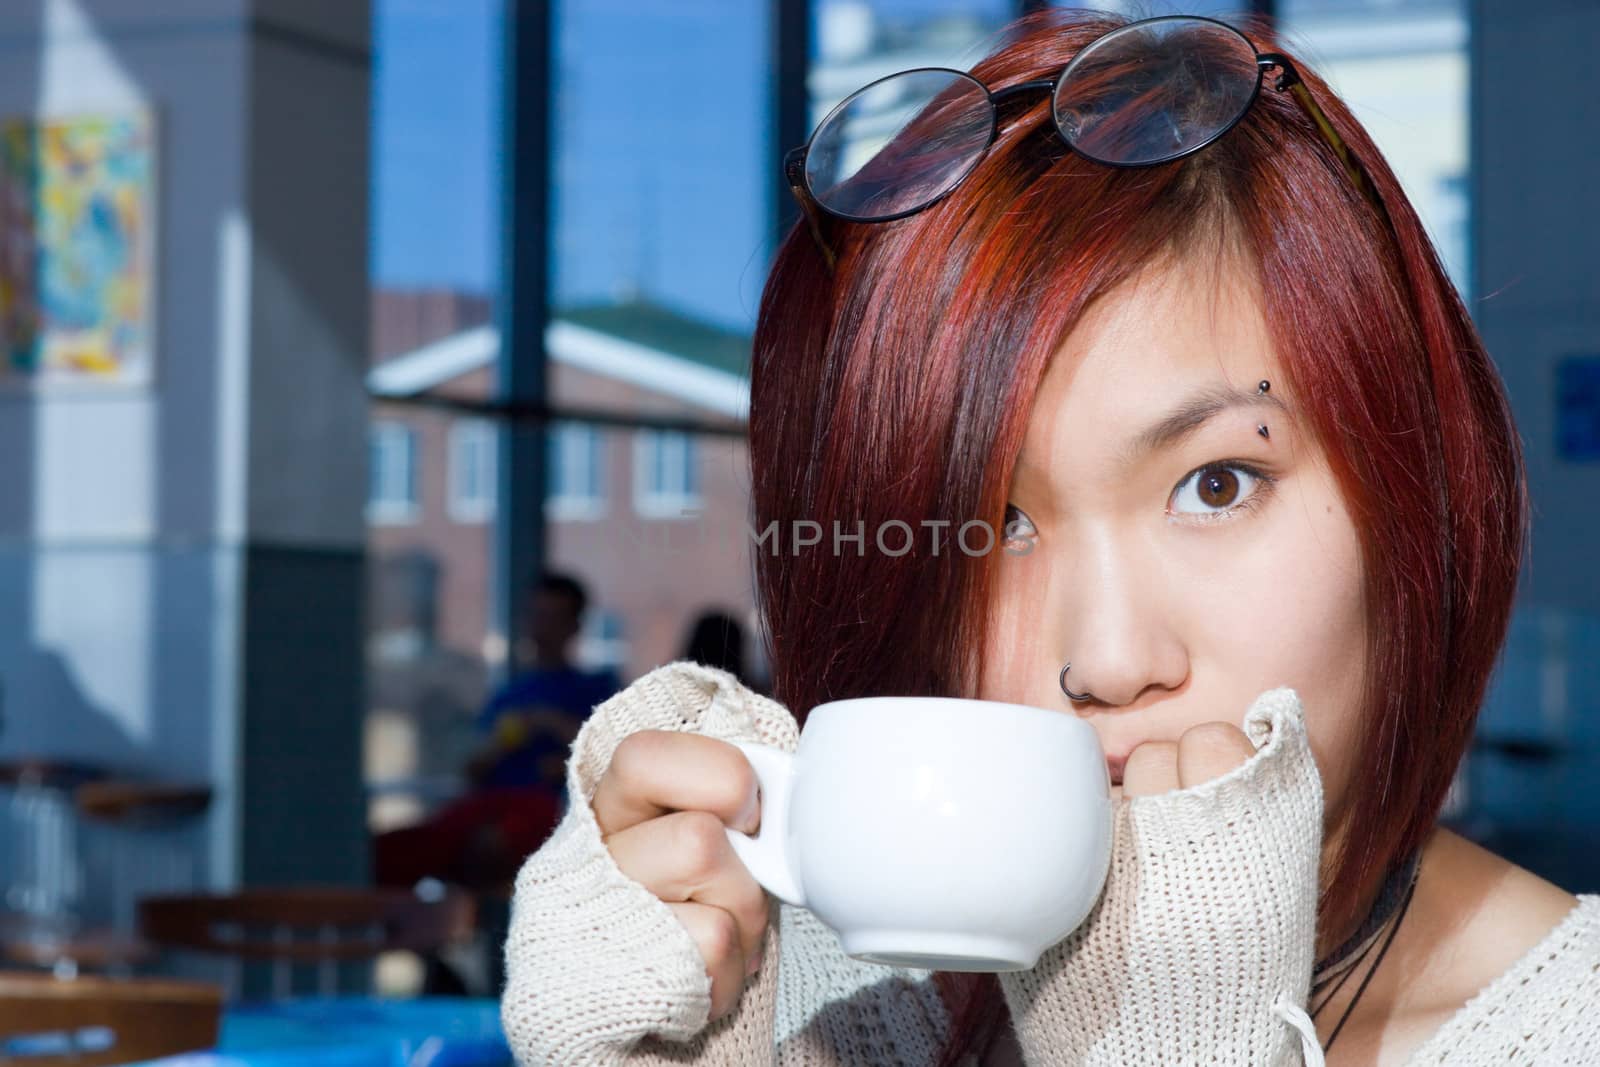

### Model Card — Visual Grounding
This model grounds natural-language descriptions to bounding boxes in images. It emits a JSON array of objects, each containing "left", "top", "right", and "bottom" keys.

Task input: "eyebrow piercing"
[
  {"left": 1258, "top": 424, "right": 1270, "bottom": 439},
  {"left": 1257, "top": 380, "right": 1271, "bottom": 394}
]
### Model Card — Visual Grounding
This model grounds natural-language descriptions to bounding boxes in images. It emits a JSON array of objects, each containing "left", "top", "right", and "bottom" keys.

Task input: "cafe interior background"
[{"left": 0, "top": 0, "right": 1594, "bottom": 1061}]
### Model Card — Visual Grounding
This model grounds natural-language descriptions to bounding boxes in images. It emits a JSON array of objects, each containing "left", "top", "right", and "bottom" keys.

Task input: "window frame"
[
  {"left": 632, "top": 427, "right": 702, "bottom": 519},
  {"left": 448, "top": 417, "right": 499, "bottom": 524},
  {"left": 546, "top": 420, "right": 608, "bottom": 521},
  {"left": 367, "top": 419, "right": 422, "bottom": 526}
]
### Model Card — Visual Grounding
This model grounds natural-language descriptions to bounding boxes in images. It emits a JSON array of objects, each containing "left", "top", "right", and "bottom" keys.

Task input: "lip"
[{"left": 1105, "top": 753, "right": 1128, "bottom": 786}]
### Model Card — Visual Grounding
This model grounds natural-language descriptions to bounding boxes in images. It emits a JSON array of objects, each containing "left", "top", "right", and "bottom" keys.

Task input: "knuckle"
[
  {"left": 728, "top": 875, "right": 770, "bottom": 935},
  {"left": 610, "top": 729, "right": 668, "bottom": 783},
  {"left": 1181, "top": 720, "right": 1246, "bottom": 756},
  {"left": 687, "top": 739, "right": 757, "bottom": 823},
  {"left": 673, "top": 810, "right": 732, "bottom": 879},
  {"left": 1124, "top": 740, "right": 1175, "bottom": 770},
  {"left": 719, "top": 748, "right": 760, "bottom": 813},
  {"left": 700, "top": 906, "right": 742, "bottom": 966}
]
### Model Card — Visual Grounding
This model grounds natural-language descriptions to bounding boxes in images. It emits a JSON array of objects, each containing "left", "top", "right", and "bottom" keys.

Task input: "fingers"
[
  {"left": 606, "top": 809, "right": 771, "bottom": 967},
  {"left": 590, "top": 731, "right": 774, "bottom": 1025},
  {"left": 666, "top": 900, "right": 758, "bottom": 1022},
  {"left": 592, "top": 731, "right": 761, "bottom": 837},
  {"left": 1122, "top": 740, "right": 1178, "bottom": 798},
  {"left": 1175, "top": 721, "right": 1256, "bottom": 789},
  {"left": 1122, "top": 722, "right": 1257, "bottom": 797}
]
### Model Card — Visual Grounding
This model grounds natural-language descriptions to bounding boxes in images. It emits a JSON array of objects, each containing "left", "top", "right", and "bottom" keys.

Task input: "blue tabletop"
[{"left": 127, "top": 997, "right": 512, "bottom": 1067}]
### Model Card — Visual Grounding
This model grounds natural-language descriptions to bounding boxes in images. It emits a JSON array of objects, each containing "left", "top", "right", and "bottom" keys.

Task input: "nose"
[{"left": 1055, "top": 529, "right": 1188, "bottom": 710}]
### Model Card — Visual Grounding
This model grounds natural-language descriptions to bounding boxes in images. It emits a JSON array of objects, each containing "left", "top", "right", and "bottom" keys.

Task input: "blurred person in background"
[
  {"left": 680, "top": 608, "right": 763, "bottom": 693},
  {"left": 374, "top": 570, "right": 620, "bottom": 888},
  {"left": 467, "top": 571, "right": 623, "bottom": 797}
]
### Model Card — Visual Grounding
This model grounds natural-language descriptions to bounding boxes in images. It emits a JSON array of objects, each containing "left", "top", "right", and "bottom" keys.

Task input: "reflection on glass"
[
  {"left": 366, "top": 0, "right": 505, "bottom": 833},
  {"left": 1279, "top": 0, "right": 1471, "bottom": 300},
  {"left": 809, "top": 0, "right": 1013, "bottom": 172},
  {"left": 553, "top": 2, "right": 768, "bottom": 353},
  {"left": 548, "top": 428, "right": 766, "bottom": 690}
]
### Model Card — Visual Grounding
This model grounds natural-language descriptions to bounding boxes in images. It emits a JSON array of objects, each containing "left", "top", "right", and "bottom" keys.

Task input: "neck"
[
  {"left": 1314, "top": 821, "right": 1428, "bottom": 963},
  {"left": 1308, "top": 829, "right": 1441, "bottom": 1050},
  {"left": 1318, "top": 825, "right": 1433, "bottom": 966}
]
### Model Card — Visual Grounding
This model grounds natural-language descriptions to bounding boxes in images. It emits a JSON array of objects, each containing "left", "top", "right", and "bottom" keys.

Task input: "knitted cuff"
[
  {"left": 499, "top": 661, "right": 801, "bottom": 1067},
  {"left": 1000, "top": 687, "right": 1326, "bottom": 1067}
]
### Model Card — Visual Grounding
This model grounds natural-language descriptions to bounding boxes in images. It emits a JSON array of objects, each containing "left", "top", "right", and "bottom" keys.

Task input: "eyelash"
[
  {"left": 1168, "top": 460, "right": 1277, "bottom": 525},
  {"left": 1003, "top": 459, "right": 1278, "bottom": 533}
]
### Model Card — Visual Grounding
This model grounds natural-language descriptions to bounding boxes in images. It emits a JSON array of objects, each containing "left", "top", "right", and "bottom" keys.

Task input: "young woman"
[{"left": 500, "top": 10, "right": 1599, "bottom": 1065}]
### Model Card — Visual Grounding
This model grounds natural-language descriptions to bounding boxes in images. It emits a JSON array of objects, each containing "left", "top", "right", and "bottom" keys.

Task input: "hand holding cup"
[{"left": 591, "top": 730, "right": 771, "bottom": 1021}]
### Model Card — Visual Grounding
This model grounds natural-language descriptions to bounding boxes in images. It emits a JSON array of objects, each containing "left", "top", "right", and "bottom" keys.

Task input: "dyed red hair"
[{"left": 747, "top": 8, "right": 1527, "bottom": 1062}]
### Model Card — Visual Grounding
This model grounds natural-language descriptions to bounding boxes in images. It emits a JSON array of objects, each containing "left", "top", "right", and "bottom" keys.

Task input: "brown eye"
[
  {"left": 1170, "top": 462, "right": 1272, "bottom": 520},
  {"left": 1197, "top": 467, "right": 1239, "bottom": 508}
]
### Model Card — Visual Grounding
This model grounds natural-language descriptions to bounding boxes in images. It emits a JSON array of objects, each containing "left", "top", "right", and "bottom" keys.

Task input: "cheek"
[{"left": 1225, "top": 487, "right": 1367, "bottom": 823}]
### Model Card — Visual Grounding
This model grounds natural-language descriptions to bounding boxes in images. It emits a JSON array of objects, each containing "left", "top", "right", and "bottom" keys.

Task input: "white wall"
[{"left": 0, "top": 0, "right": 369, "bottom": 898}]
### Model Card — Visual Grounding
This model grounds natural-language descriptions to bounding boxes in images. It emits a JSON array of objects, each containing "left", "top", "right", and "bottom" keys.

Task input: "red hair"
[{"left": 747, "top": 8, "right": 1527, "bottom": 1062}]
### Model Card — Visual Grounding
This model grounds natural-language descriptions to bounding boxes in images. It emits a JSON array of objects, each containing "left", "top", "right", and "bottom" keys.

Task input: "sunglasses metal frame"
[{"left": 783, "top": 14, "right": 1394, "bottom": 273}]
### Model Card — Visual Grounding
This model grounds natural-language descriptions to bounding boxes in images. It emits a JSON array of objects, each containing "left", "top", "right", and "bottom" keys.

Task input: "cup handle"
[{"left": 722, "top": 740, "right": 806, "bottom": 908}]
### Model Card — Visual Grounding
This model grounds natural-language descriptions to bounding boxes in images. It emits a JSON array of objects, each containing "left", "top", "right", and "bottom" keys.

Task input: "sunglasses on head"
[{"left": 784, "top": 14, "right": 1394, "bottom": 270}]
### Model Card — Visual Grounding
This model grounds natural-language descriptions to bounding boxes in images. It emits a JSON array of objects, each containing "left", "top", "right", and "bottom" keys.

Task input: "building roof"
[
  {"left": 367, "top": 300, "right": 752, "bottom": 420},
  {"left": 559, "top": 302, "right": 751, "bottom": 380}
]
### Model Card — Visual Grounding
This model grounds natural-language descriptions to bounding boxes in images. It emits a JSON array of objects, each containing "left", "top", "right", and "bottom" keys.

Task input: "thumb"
[{"left": 1175, "top": 721, "right": 1257, "bottom": 790}]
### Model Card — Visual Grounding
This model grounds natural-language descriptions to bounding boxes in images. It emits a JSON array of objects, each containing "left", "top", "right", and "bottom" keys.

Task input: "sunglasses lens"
[
  {"left": 806, "top": 69, "right": 993, "bottom": 221},
  {"left": 1053, "top": 17, "right": 1259, "bottom": 167}
]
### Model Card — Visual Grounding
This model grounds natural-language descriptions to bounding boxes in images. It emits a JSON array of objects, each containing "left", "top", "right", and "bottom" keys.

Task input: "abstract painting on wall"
[{"left": 0, "top": 110, "right": 156, "bottom": 388}]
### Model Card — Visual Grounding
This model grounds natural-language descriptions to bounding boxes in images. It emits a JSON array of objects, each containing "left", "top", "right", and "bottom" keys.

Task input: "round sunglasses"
[{"left": 784, "top": 14, "right": 1393, "bottom": 270}]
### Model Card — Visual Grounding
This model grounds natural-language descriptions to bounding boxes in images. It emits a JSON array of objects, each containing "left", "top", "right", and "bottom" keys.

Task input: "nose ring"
[{"left": 1059, "top": 662, "right": 1093, "bottom": 703}]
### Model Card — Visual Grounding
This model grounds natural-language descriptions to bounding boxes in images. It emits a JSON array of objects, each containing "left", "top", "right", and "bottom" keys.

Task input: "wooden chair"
[
  {"left": 138, "top": 886, "right": 476, "bottom": 999},
  {"left": 0, "top": 972, "right": 221, "bottom": 1066}
]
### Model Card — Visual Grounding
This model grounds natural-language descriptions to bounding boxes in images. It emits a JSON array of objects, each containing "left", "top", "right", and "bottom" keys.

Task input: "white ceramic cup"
[{"left": 724, "top": 695, "right": 1113, "bottom": 971}]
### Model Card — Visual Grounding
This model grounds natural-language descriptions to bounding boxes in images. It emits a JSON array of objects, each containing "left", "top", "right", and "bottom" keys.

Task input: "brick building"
[{"left": 363, "top": 291, "right": 765, "bottom": 801}]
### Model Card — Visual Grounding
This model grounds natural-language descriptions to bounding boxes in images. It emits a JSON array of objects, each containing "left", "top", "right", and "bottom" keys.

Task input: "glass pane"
[
  {"left": 366, "top": 0, "right": 505, "bottom": 841},
  {"left": 1450, "top": 606, "right": 1600, "bottom": 893},
  {"left": 810, "top": 0, "right": 1016, "bottom": 145},
  {"left": 550, "top": 1, "right": 769, "bottom": 418},
  {"left": 548, "top": 428, "right": 768, "bottom": 692},
  {"left": 1279, "top": 0, "right": 1472, "bottom": 301}
]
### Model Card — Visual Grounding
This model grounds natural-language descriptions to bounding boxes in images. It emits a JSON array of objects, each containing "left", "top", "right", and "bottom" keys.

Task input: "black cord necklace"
[{"left": 1309, "top": 849, "right": 1424, "bottom": 1054}]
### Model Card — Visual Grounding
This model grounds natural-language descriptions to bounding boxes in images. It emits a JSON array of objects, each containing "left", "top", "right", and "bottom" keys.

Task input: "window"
[
  {"left": 547, "top": 421, "right": 607, "bottom": 520},
  {"left": 368, "top": 421, "right": 420, "bottom": 524},
  {"left": 448, "top": 418, "right": 497, "bottom": 523},
  {"left": 550, "top": 1, "right": 769, "bottom": 418},
  {"left": 810, "top": 1, "right": 1015, "bottom": 127},
  {"left": 366, "top": 0, "right": 505, "bottom": 839},
  {"left": 633, "top": 429, "right": 700, "bottom": 518},
  {"left": 1279, "top": 0, "right": 1472, "bottom": 302},
  {"left": 576, "top": 608, "right": 629, "bottom": 675}
]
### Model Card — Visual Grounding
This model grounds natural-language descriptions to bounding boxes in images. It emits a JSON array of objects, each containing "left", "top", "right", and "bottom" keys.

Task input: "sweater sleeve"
[
  {"left": 499, "top": 660, "right": 802, "bottom": 1067},
  {"left": 772, "top": 904, "right": 952, "bottom": 1065},
  {"left": 999, "top": 687, "right": 1327, "bottom": 1067}
]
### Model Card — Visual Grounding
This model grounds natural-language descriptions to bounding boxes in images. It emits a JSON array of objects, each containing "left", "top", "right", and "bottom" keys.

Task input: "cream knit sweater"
[{"left": 500, "top": 661, "right": 1600, "bottom": 1066}]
